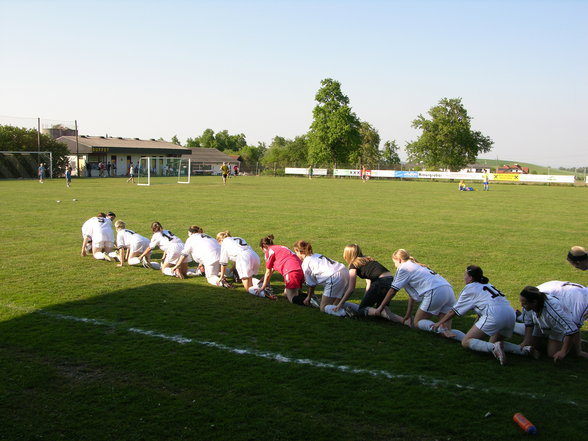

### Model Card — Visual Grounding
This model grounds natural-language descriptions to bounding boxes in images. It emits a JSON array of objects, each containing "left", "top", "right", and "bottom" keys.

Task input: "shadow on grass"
[{"left": 0, "top": 283, "right": 587, "bottom": 441}]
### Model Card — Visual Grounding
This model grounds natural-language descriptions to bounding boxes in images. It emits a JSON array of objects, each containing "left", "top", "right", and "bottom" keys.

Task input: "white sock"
[
  {"left": 162, "top": 267, "right": 176, "bottom": 277},
  {"left": 94, "top": 252, "right": 106, "bottom": 260},
  {"left": 467, "top": 339, "right": 495, "bottom": 353},
  {"left": 207, "top": 276, "right": 221, "bottom": 286},
  {"left": 248, "top": 286, "right": 262, "bottom": 296},
  {"left": 128, "top": 257, "right": 141, "bottom": 265},
  {"left": 513, "top": 322, "right": 526, "bottom": 336},
  {"left": 108, "top": 251, "right": 118, "bottom": 259},
  {"left": 324, "top": 305, "right": 346, "bottom": 317},
  {"left": 449, "top": 329, "right": 466, "bottom": 342},
  {"left": 503, "top": 341, "right": 525, "bottom": 355},
  {"left": 150, "top": 262, "right": 161, "bottom": 270},
  {"left": 417, "top": 319, "right": 436, "bottom": 332},
  {"left": 186, "top": 269, "right": 198, "bottom": 276},
  {"left": 251, "top": 277, "right": 261, "bottom": 287}
]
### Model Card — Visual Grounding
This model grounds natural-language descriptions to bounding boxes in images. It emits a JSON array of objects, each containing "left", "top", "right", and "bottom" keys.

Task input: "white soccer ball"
[
  {"left": 72, "top": 198, "right": 77, "bottom": 201},
  {"left": 56, "top": 200, "right": 61, "bottom": 203}
]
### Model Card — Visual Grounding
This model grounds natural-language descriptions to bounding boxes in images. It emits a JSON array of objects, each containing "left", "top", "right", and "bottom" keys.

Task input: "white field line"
[{"left": 0, "top": 304, "right": 579, "bottom": 406}]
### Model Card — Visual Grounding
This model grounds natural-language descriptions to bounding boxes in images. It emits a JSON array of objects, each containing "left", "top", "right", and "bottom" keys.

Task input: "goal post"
[
  {"left": 178, "top": 158, "right": 190, "bottom": 184},
  {"left": 0, "top": 151, "right": 53, "bottom": 179},
  {"left": 137, "top": 157, "right": 151, "bottom": 186},
  {"left": 136, "top": 157, "right": 190, "bottom": 186}
]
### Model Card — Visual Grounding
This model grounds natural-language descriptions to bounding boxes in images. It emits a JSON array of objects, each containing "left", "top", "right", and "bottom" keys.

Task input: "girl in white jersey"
[
  {"left": 432, "top": 266, "right": 536, "bottom": 365},
  {"left": 293, "top": 240, "right": 357, "bottom": 316},
  {"left": 216, "top": 231, "right": 261, "bottom": 293},
  {"left": 114, "top": 220, "right": 151, "bottom": 267},
  {"left": 138, "top": 222, "right": 190, "bottom": 277},
  {"left": 80, "top": 212, "right": 117, "bottom": 261},
  {"left": 172, "top": 225, "right": 233, "bottom": 288},
  {"left": 377, "top": 249, "right": 456, "bottom": 334},
  {"left": 519, "top": 285, "right": 588, "bottom": 362}
]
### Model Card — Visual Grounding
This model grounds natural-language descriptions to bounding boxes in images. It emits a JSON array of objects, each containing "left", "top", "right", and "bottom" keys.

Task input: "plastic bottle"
[{"left": 513, "top": 413, "right": 537, "bottom": 434}]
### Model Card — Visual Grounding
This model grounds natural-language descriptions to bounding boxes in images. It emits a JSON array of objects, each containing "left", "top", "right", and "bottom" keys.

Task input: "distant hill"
[{"left": 476, "top": 158, "right": 577, "bottom": 175}]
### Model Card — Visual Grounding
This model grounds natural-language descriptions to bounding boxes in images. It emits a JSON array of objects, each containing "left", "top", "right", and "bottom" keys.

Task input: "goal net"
[
  {"left": 0, "top": 151, "right": 53, "bottom": 179},
  {"left": 137, "top": 157, "right": 190, "bottom": 186}
]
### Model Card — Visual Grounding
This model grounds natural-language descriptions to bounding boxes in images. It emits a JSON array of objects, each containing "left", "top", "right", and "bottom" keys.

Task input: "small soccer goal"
[
  {"left": 137, "top": 157, "right": 191, "bottom": 186},
  {"left": 0, "top": 151, "right": 53, "bottom": 179}
]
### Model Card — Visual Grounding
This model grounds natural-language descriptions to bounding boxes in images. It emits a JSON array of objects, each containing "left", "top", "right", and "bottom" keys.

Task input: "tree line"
[
  {"left": 175, "top": 78, "right": 493, "bottom": 172},
  {"left": 1, "top": 78, "right": 494, "bottom": 175}
]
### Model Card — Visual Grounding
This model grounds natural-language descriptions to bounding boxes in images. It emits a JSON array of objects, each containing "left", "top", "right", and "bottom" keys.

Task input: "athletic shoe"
[
  {"left": 492, "top": 341, "right": 506, "bottom": 366},
  {"left": 217, "top": 279, "right": 235, "bottom": 289},
  {"left": 521, "top": 345, "right": 540, "bottom": 360},
  {"left": 310, "top": 295, "right": 321, "bottom": 309},
  {"left": 263, "top": 290, "right": 277, "bottom": 300},
  {"left": 344, "top": 306, "right": 357, "bottom": 319},
  {"left": 141, "top": 257, "right": 153, "bottom": 269}
]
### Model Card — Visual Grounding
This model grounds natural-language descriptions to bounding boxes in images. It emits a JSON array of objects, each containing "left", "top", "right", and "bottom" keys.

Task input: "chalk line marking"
[{"left": 0, "top": 304, "right": 580, "bottom": 406}]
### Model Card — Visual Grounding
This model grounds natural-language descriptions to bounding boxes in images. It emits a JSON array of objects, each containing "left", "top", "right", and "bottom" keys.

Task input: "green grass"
[{"left": 1, "top": 176, "right": 587, "bottom": 440}]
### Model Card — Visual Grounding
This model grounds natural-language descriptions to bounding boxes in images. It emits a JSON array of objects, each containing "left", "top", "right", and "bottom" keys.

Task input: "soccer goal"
[
  {"left": 0, "top": 151, "right": 53, "bottom": 179},
  {"left": 137, "top": 157, "right": 190, "bottom": 186}
]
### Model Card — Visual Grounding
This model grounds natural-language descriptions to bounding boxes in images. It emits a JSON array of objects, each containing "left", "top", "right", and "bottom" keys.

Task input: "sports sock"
[
  {"left": 417, "top": 319, "right": 436, "bottom": 332},
  {"left": 94, "top": 251, "right": 106, "bottom": 260},
  {"left": 324, "top": 305, "right": 346, "bottom": 317},
  {"left": 467, "top": 339, "right": 495, "bottom": 353},
  {"left": 128, "top": 257, "right": 141, "bottom": 265},
  {"left": 502, "top": 341, "right": 525, "bottom": 355},
  {"left": 162, "top": 267, "right": 175, "bottom": 277},
  {"left": 207, "top": 276, "right": 220, "bottom": 286},
  {"left": 448, "top": 329, "right": 465, "bottom": 342}
]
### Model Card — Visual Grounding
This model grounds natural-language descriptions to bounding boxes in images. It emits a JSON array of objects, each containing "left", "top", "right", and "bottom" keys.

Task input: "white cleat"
[{"left": 493, "top": 341, "right": 506, "bottom": 366}]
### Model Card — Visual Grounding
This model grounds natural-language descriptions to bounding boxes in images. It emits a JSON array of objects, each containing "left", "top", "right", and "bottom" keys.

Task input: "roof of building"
[
  {"left": 182, "top": 148, "right": 239, "bottom": 164},
  {"left": 58, "top": 136, "right": 191, "bottom": 155}
]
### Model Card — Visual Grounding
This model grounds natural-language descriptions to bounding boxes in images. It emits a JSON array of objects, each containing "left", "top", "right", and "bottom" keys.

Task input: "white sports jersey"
[
  {"left": 82, "top": 216, "right": 114, "bottom": 243},
  {"left": 453, "top": 282, "right": 513, "bottom": 317},
  {"left": 149, "top": 229, "right": 183, "bottom": 252},
  {"left": 536, "top": 281, "right": 588, "bottom": 326},
  {"left": 116, "top": 229, "right": 149, "bottom": 250},
  {"left": 391, "top": 260, "right": 452, "bottom": 302},
  {"left": 219, "top": 237, "right": 256, "bottom": 265},
  {"left": 182, "top": 233, "right": 221, "bottom": 266},
  {"left": 525, "top": 294, "right": 578, "bottom": 337},
  {"left": 302, "top": 254, "right": 347, "bottom": 287}
]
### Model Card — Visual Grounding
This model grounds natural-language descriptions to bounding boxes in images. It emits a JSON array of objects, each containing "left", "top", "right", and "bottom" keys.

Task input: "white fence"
[{"left": 287, "top": 168, "right": 576, "bottom": 184}]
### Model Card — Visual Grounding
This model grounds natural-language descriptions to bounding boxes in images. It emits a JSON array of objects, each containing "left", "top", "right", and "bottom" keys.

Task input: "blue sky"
[{"left": 1, "top": 0, "right": 586, "bottom": 167}]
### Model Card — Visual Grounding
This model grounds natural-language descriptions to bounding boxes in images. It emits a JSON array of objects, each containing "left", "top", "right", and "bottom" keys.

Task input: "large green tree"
[
  {"left": 186, "top": 129, "right": 247, "bottom": 152},
  {"left": 349, "top": 121, "right": 381, "bottom": 167},
  {"left": 406, "top": 98, "right": 493, "bottom": 171},
  {"left": 0, "top": 125, "right": 70, "bottom": 177},
  {"left": 307, "top": 78, "right": 361, "bottom": 166},
  {"left": 261, "top": 135, "right": 308, "bottom": 168},
  {"left": 381, "top": 140, "right": 401, "bottom": 166}
]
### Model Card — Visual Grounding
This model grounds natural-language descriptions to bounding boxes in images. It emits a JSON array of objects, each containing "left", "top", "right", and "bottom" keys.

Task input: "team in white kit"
[{"left": 80, "top": 213, "right": 588, "bottom": 364}]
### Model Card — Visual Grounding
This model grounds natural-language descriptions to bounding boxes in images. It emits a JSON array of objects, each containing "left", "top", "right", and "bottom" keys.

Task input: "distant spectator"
[
  {"left": 86, "top": 161, "right": 91, "bottom": 177},
  {"left": 107, "top": 162, "right": 111, "bottom": 176},
  {"left": 38, "top": 163, "right": 45, "bottom": 183}
]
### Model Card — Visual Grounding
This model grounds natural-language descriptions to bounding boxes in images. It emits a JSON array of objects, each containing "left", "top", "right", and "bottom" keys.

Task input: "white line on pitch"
[{"left": 1, "top": 304, "right": 580, "bottom": 406}]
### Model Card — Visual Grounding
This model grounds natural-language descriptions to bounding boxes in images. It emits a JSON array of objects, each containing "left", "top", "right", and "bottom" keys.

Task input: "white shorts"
[
  {"left": 235, "top": 249, "right": 260, "bottom": 279},
  {"left": 203, "top": 261, "right": 221, "bottom": 279},
  {"left": 129, "top": 240, "right": 149, "bottom": 255},
  {"left": 474, "top": 305, "right": 516, "bottom": 338},
  {"left": 163, "top": 243, "right": 192, "bottom": 265},
  {"left": 419, "top": 285, "right": 455, "bottom": 315},
  {"left": 322, "top": 269, "right": 349, "bottom": 299},
  {"left": 93, "top": 240, "right": 114, "bottom": 250}
]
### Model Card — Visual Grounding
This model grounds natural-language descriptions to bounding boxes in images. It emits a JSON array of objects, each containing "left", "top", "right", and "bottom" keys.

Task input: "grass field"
[{"left": 1, "top": 175, "right": 586, "bottom": 441}]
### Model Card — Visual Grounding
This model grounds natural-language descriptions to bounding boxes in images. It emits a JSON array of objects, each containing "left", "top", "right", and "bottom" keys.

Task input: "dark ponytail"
[{"left": 466, "top": 265, "right": 489, "bottom": 284}]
